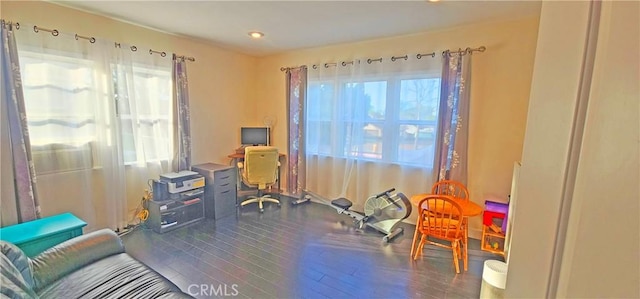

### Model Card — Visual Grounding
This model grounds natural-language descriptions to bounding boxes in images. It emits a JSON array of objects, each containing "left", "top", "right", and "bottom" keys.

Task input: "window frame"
[{"left": 306, "top": 70, "right": 441, "bottom": 168}]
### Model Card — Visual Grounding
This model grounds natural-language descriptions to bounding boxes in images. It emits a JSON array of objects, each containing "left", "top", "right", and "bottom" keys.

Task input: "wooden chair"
[
  {"left": 412, "top": 195, "right": 467, "bottom": 273},
  {"left": 431, "top": 179, "right": 470, "bottom": 271},
  {"left": 431, "top": 180, "right": 470, "bottom": 201}
]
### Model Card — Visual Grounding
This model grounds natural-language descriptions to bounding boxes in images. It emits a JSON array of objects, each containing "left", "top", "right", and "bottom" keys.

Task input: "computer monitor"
[{"left": 241, "top": 127, "right": 270, "bottom": 146}]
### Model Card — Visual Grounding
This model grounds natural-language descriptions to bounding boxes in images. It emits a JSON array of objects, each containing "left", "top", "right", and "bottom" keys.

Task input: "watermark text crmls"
[{"left": 187, "top": 284, "right": 239, "bottom": 297}]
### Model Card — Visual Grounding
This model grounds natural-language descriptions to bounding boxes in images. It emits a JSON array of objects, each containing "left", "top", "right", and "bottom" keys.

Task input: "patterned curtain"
[
  {"left": 1, "top": 21, "right": 41, "bottom": 222},
  {"left": 286, "top": 67, "right": 307, "bottom": 194},
  {"left": 434, "top": 51, "right": 472, "bottom": 184},
  {"left": 172, "top": 55, "right": 192, "bottom": 171}
]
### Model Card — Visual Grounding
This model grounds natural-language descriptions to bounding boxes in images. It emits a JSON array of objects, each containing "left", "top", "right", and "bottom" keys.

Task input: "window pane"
[
  {"left": 116, "top": 65, "right": 172, "bottom": 164},
  {"left": 132, "top": 67, "right": 172, "bottom": 116},
  {"left": 344, "top": 122, "right": 383, "bottom": 159},
  {"left": 307, "top": 82, "right": 333, "bottom": 120},
  {"left": 20, "top": 53, "right": 97, "bottom": 173},
  {"left": 138, "top": 118, "right": 171, "bottom": 161},
  {"left": 120, "top": 118, "right": 137, "bottom": 163},
  {"left": 399, "top": 78, "right": 440, "bottom": 121},
  {"left": 307, "top": 72, "right": 440, "bottom": 169},
  {"left": 344, "top": 81, "right": 386, "bottom": 121},
  {"left": 397, "top": 124, "right": 436, "bottom": 166},
  {"left": 21, "top": 55, "right": 96, "bottom": 147},
  {"left": 306, "top": 121, "right": 332, "bottom": 155}
]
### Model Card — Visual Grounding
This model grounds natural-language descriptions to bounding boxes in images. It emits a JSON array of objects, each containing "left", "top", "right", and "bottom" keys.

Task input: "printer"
[{"left": 160, "top": 170, "right": 205, "bottom": 194}]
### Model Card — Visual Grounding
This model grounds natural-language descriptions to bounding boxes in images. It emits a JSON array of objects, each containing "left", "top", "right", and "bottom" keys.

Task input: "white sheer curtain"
[
  {"left": 306, "top": 56, "right": 442, "bottom": 210},
  {"left": 14, "top": 25, "right": 173, "bottom": 231},
  {"left": 113, "top": 46, "right": 173, "bottom": 224}
]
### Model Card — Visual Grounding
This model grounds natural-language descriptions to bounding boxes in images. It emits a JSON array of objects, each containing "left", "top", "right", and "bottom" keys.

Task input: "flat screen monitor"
[{"left": 241, "top": 127, "right": 270, "bottom": 146}]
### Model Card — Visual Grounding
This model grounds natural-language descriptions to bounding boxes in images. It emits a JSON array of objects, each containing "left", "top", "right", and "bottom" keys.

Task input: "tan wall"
[
  {"left": 256, "top": 17, "right": 540, "bottom": 236},
  {"left": 2, "top": 1, "right": 540, "bottom": 237},
  {"left": 1, "top": 0, "right": 257, "bottom": 228}
]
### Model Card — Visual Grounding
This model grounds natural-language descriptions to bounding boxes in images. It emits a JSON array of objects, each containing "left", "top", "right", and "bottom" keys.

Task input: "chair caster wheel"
[{"left": 260, "top": 209, "right": 264, "bottom": 213}]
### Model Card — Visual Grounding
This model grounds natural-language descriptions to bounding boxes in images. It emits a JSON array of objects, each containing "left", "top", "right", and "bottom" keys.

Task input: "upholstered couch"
[{"left": 1, "top": 229, "right": 192, "bottom": 298}]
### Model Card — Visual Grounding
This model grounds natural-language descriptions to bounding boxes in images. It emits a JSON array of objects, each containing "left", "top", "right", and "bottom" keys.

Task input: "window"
[
  {"left": 19, "top": 50, "right": 173, "bottom": 173},
  {"left": 396, "top": 78, "right": 440, "bottom": 166},
  {"left": 114, "top": 65, "right": 173, "bottom": 165},
  {"left": 307, "top": 73, "right": 440, "bottom": 168},
  {"left": 20, "top": 52, "right": 98, "bottom": 173},
  {"left": 306, "top": 81, "right": 334, "bottom": 156}
]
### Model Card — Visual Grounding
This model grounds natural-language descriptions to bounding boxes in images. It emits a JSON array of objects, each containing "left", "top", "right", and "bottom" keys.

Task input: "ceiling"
[{"left": 53, "top": 1, "right": 541, "bottom": 57}]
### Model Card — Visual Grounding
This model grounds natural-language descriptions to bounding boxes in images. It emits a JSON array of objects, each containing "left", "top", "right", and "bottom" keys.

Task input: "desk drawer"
[
  {"left": 214, "top": 179, "right": 235, "bottom": 193},
  {"left": 215, "top": 179, "right": 235, "bottom": 194},
  {"left": 214, "top": 186, "right": 236, "bottom": 219},
  {"left": 214, "top": 187, "right": 235, "bottom": 201},
  {"left": 213, "top": 168, "right": 235, "bottom": 187}
]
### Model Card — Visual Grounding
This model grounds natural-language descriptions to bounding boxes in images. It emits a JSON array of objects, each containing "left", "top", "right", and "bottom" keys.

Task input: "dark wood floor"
[{"left": 121, "top": 196, "right": 500, "bottom": 299}]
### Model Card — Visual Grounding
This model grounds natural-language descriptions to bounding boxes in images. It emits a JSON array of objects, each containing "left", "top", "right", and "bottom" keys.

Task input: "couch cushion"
[
  {"left": 1, "top": 241, "right": 38, "bottom": 299},
  {"left": 1, "top": 254, "right": 38, "bottom": 299},
  {"left": 30, "top": 229, "right": 125, "bottom": 291},
  {"left": 0, "top": 241, "right": 35, "bottom": 288},
  {"left": 36, "top": 253, "right": 187, "bottom": 299}
]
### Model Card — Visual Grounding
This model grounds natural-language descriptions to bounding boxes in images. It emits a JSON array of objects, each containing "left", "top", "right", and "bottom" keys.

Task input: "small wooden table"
[
  {"left": 409, "top": 194, "right": 482, "bottom": 270},
  {"left": 409, "top": 194, "right": 483, "bottom": 217},
  {"left": 0, "top": 213, "right": 87, "bottom": 257}
]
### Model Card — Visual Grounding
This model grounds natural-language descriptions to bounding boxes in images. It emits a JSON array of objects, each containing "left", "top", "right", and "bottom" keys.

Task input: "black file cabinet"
[
  {"left": 192, "top": 163, "right": 237, "bottom": 220},
  {"left": 148, "top": 188, "right": 204, "bottom": 233}
]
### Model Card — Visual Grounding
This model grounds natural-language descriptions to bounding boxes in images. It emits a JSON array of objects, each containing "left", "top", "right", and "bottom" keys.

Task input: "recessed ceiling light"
[
  {"left": 428, "top": 0, "right": 441, "bottom": 2},
  {"left": 248, "top": 31, "right": 264, "bottom": 39}
]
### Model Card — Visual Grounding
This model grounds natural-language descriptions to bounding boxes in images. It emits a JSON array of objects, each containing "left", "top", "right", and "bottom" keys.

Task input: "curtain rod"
[
  {"left": 280, "top": 46, "right": 486, "bottom": 72},
  {"left": 2, "top": 20, "right": 196, "bottom": 62}
]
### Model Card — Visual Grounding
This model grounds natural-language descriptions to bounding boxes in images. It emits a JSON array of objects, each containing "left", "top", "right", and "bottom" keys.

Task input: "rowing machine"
[{"left": 293, "top": 188, "right": 412, "bottom": 242}]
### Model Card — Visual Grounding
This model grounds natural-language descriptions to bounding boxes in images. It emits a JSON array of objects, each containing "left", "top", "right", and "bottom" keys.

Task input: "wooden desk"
[{"left": 227, "top": 153, "right": 286, "bottom": 160}]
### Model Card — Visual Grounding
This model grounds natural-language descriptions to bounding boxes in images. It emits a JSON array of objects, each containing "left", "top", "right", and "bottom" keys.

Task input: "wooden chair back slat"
[{"left": 431, "top": 180, "right": 470, "bottom": 201}]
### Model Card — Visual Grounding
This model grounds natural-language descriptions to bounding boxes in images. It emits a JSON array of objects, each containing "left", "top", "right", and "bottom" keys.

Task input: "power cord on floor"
[
  {"left": 135, "top": 188, "right": 151, "bottom": 223},
  {"left": 118, "top": 189, "right": 152, "bottom": 236}
]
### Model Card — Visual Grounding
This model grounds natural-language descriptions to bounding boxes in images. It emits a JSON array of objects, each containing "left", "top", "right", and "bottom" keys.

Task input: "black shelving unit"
[{"left": 148, "top": 188, "right": 205, "bottom": 233}]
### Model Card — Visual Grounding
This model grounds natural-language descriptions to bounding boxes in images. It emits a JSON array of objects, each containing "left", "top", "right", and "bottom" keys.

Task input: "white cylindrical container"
[{"left": 479, "top": 260, "right": 508, "bottom": 298}]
